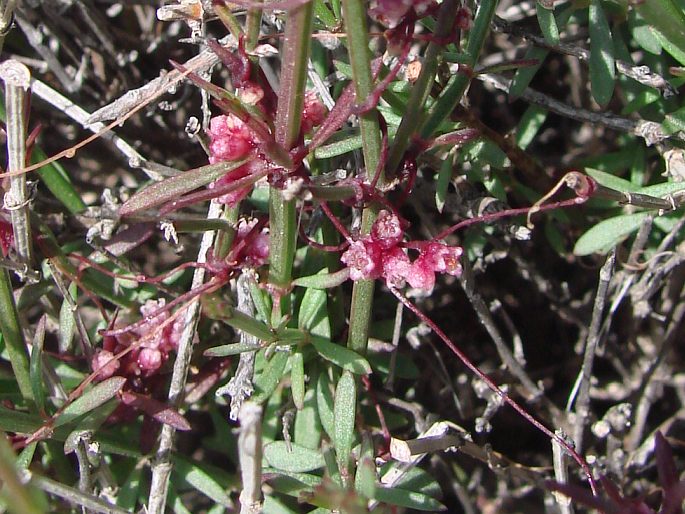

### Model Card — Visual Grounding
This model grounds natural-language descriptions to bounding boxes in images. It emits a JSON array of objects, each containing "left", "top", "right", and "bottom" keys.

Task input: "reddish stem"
[
  {"left": 388, "top": 285, "right": 598, "bottom": 494},
  {"left": 433, "top": 197, "right": 588, "bottom": 241}
]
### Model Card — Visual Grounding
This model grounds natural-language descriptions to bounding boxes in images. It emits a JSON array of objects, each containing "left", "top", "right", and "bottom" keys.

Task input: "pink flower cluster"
[
  {"left": 369, "top": 0, "right": 432, "bottom": 28},
  {"left": 232, "top": 218, "right": 269, "bottom": 268},
  {"left": 206, "top": 114, "right": 257, "bottom": 206},
  {"left": 91, "top": 299, "right": 184, "bottom": 381},
  {"left": 208, "top": 114, "right": 255, "bottom": 164},
  {"left": 341, "top": 210, "right": 463, "bottom": 290}
]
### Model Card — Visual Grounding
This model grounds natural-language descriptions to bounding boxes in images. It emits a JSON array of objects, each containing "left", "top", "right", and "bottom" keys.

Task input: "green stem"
[
  {"left": 386, "top": 0, "right": 459, "bottom": 173},
  {"left": 269, "top": 3, "right": 314, "bottom": 313},
  {"left": 341, "top": 0, "right": 383, "bottom": 353},
  {"left": 0, "top": 269, "right": 33, "bottom": 402},
  {"left": 212, "top": 205, "right": 239, "bottom": 260},
  {"left": 420, "top": 0, "right": 499, "bottom": 138},
  {"left": 245, "top": 1, "right": 262, "bottom": 52}
]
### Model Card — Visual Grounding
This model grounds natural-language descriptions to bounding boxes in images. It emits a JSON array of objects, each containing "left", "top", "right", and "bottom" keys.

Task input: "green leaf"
[
  {"left": 355, "top": 435, "right": 376, "bottom": 499},
  {"left": 629, "top": 10, "right": 663, "bottom": 55},
  {"left": 585, "top": 168, "right": 638, "bottom": 193},
  {"left": 515, "top": 105, "right": 548, "bottom": 150},
  {"left": 536, "top": 1, "right": 559, "bottom": 44},
  {"left": 263, "top": 495, "right": 300, "bottom": 514},
  {"left": 290, "top": 351, "right": 305, "bottom": 410},
  {"left": 663, "top": 105, "right": 685, "bottom": 135},
  {"left": 58, "top": 283, "right": 76, "bottom": 352},
  {"left": 373, "top": 487, "right": 445, "bottom": 511},
  {"left": 333, "top": 370, "right": 356, "bottom": 472},
  {"left": 119, "top": 158, "right": 248, "bottom": 216},
  {"left": 0, "top": 406, "right": 42, "bottom": 433},
  {"left": 204, "top": 341, "right": 262, "bottom": 357},
  {"left": 253, "top": 351, "right": 289, "bottom": 403},
  {"left": 638, "top": 181, "right": 685, "bottom": 198},
  {"left": 249, "top": 278, "right": 272, "bottom": 323},
  {"left": 29, "top": 316, "right": 47, "bottom": 415},
  {"left": 635, "top": 0, "right": 685, "bottom": 65},
  {"left": 295, "top": 388, "right": 322, "bottom": 449},
  {"left": 509, "top": 47, "right": 548, "bottom": 100},
  {"left": 313, "top": 0, "right": 337, "bottom": 28},
  {"left": 316, "top": 370, "right": 336, "bottom": 440},
  {"left": 263, "top": 441, "right": 326, "bottom": 472},
  {"left": 298, "top": 287, "right": 327, "bottom": 331},
  {"left": 589, "top": 0, "right": 616, "bottom": 106},
  {"left": 54, "top": 376, "right": 126, "bottom": 428},
  {"left": 116, "top": 466, "right": 143, "bottom": 510},
  {"left": 311, "top": 337, "right": 371, "bottom": 374},
  {"left": 313, "top": 130, "right": 363, "bottom": 159},
  {"left": 292, "top": 268, "right": 350, "bottom": 289},
  {"left": 574, "top": 212, "right": 650, "bottom": 256},
  {"left": 172, "top": 456, "right": 231, "bottom": 507}
]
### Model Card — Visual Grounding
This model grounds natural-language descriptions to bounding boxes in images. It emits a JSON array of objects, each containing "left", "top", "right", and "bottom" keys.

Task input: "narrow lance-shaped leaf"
[
  {"left": 119, "top": 158, "right": 247, "bottom": 217},
  {"left": 311, "top": 336, "right": 372, "bottom": 375},
  {"left": 263, "top": 441, "right": 326, "bottom": 472},
  {"left": 316, "top": 370, "right": 335, "bottom": 440},
  {"left": 536, "top": 0, "right": 559, "bottom": 44},
  {"left": 333, "top": 370, "right": 356, "bottom": 473},
  {"left": 373, "top": 487, "right": 446, "bottom": 511},
  {"left": 54, "top": 376, "right": 126, "bottom": 428},
  {"left": 292, "top": 268, "right": 350, "bottom": 289},
  {"left": 574, "top": 212, "right": 649, "bottom": 256},
  {"left": 29, "top": 316, "right": 47, "bottom": 415},
  {"left": 290, "top": 351, "right": 305, "bottom": 410},
  {"left": 589, "top": 0, "right": 615, "bottom": 107},
  {"left": 172, "top": 456, "right": 232, "bottom": 507}
]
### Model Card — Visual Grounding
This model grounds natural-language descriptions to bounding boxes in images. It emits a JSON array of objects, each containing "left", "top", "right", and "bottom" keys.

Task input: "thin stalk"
[
  {"left": 146, "top": 201, "right": 224, "bottom": 514},
  {"left": 269, "top": 2, "right": 313, "bottom": 310},
  {"left": 1, "top": 60, "right": 34, "bottom": 278},
  {"left": 341, "top": 0, "right": 383, "bottom": 353},
  {"left": 420, "top": 0, "right": 498, "bottom": 138},
  {"left": 245, "top": 0, "right": 262, "bottom": 51},
  {"left": 213, "top": 205, "right": 240, "bottom": 259},
  {"left": 386, "top": 0, "right": 459, "bottom": 173}
]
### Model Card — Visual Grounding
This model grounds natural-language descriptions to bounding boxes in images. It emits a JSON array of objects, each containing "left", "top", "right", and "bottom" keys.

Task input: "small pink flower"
[
  {"left": 341, "top": 239, "right": 383, "bottom": 281},
  {"left": 207, "top": 114, "right": 254, "bottom": 164},
  {"left": 420, "top": 242, "right": 463, "bottom": 276},
  {"left": 369, "top": 0, "right": 412, "bottom": 28},
  {"left": 381, "top": 246, "right": 412, "bottom": 287},
  {"left": 369, "top": 0, "right": 432, "bottom": 27},
  {"left": 407, "top": 256, "right": 437, "bottom": 290},
  {"left": 138, "top": 348, "right": 163, "bottom": 373},
  {"left": 371, "top": 210, "right": 403, "bottom": 249},
  {"left": 91, "top": 349, "right": 120, "bottom": 380},
  {"left": 235, "top": 218, "right": 269, "bottom": 267},
  {"left": 302, "top": 91, "right": 327, "bottom": 133}
]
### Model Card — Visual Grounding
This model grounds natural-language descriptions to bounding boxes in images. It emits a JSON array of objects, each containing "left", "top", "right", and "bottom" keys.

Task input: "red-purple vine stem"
[{"left": 387, "top": 285, "right": 598, "bottom": 495}]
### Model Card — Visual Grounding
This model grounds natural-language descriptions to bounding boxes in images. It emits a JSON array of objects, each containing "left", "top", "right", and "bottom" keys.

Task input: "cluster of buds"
[
  {"left": 341, "top": 210, "right": 463, "bottom": 290},
  {"left": 369, "top": 0, "right": 433, "bottom": 28},
  {"left": 91, "top": 299, "right": 184, "bottom": 381},
  {"left": 206, "top": 91, "right": 326, "bottom": 205},
  {"left": 206, "top": 114, "right": 257, "bottom": 206}
]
